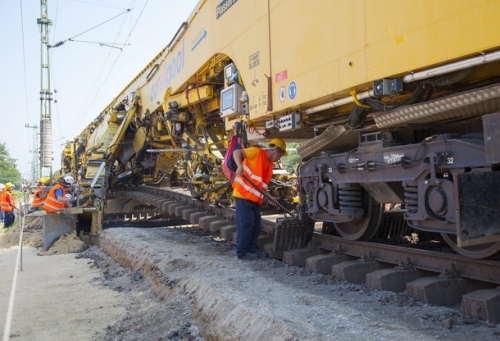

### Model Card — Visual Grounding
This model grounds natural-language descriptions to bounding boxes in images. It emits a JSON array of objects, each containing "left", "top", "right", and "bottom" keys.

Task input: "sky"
[{"left": 1, "top": 0, "right": 199, "bottom": 183}]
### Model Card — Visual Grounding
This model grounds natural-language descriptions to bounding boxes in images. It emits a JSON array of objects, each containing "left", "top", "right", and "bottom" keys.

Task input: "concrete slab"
[
  {"left": 332, "top": 260, "right": 389, "bottom": 284},
  {"left": 210, "top": 220, "right": 231, "bottom": 234},
  {"left": 220, "top": 225, "right": 236, "bottom": 241},
  {"left": 366, "top": 268, "right": 427, "bottom": 292},
  {"left": 257, "top": 235, "right": 273, "bottom": 250},
  {"left": 189, "top": 212, "right": 207, "bottom": 225},
  {"left": 264, "top": 243, "right": 282, "bottom": 260},
  {"left": 148, "top": 199, "right": 166, "bottom": 211},
  {"left": 461, "top": 288, "right": 500, "bottom": 323},
  {"left": 168, "top": 203, "right": 186, "bottom": 215},
  {"left": 282, "top": 248, "right": 323, "bottom": 268},
  {"left": 407, "top": 277, "right": 492, "bottom": 306},
  {"left": 174, "top": 204, "right": 192, "bottom": 217},
  {"left": 182, "top": 209, "right": 202, "bottom": 221},
  {"left": 151, "top": 197, "right": 167, "bottom": 208},
  {"left": 43, "top": 214, "right": 76, "bottom": 251},
  {"left": 161, "top": 200, "right": 175, "bottom": 211},
  {"left": 199, "top": 216, "right": 221, "bottom": 232},
  {"left": 305, "top": 254, "right": 354, "bottom": 275},
  {"left": 140, "top": 194, "right": 157, "bottom": 206}
]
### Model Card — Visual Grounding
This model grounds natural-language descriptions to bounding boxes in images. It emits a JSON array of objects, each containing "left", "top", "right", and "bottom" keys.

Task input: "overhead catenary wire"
[
  {"left": 49, "top": 8, "right": 132, "bottom": 48},
  {"left": 63, "top": 39, "right": 131, "bottom": 48},
  {"left": 49, "top": 0, "right": 147, "bottom": 157},
  {"left": 18, "top": 0, "right": 30, "bottom": 124},
  {"left": 72, "top": 0, "right": 128, "bottom": 10},
  {"left": 68, "top": 0, "right": 150, "bottom": 139}
]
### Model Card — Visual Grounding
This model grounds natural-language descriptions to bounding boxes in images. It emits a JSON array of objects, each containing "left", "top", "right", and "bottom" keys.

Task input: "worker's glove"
[{"left": 267, "top": 197, "right": 279, "bottom": 207}]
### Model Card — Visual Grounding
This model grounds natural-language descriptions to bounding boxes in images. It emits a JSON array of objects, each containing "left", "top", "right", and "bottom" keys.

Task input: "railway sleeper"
[
  {"left": 283, "top": 247, "right": 500, "bottom": 323},
  {"left": 113, "top": 188, "right": 500, "bottom": 323}
]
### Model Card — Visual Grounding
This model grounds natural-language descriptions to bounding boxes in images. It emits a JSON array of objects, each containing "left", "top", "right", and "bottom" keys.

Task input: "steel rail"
[{"left": 110, "top": 186, "right": 500, "bottom": 286}]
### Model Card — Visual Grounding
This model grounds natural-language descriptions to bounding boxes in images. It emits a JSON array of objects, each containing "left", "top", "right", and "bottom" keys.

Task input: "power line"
[
  {"left": 70, "top": 0, "right": 150, "bottom": 138},
  {"left": 63, "top": 38, "right": 130, "bottom": 49},
  {"left": 18, "top": 0, "right": 30, "bottom": 123},
  {"left": 49, "top": 8, "right": 131, "bottom": 49},
  {"left": 72, "top": 0, "right": 129, "bottom": 10}
]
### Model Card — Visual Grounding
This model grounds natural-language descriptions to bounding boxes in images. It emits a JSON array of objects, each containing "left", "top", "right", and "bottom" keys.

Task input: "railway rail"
[{"left": 106, "top": 185, "right": 500, "bottom": 323}]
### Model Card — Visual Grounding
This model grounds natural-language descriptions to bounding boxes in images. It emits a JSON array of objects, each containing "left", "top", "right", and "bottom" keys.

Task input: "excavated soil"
[{"left": 1, "top": 217, "right": 500, "bottom": 340}]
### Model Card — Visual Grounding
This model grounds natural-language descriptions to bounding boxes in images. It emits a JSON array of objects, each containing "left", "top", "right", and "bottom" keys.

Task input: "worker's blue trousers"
[
  {"left": 4, "top": 211, "right": 15, "bottom": 228},
  {"left": 234, "top": 197, "right": 262, "bottom": 257}
]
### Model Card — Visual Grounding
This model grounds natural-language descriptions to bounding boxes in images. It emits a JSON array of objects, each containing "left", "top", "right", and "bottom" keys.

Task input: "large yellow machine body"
[
  {"left": 133, "top": 0, "right": 500, "bottom": 123},
  {"left": 64, "top": 0, "right": 500, "bottom": 187},
  {"left": 73, "top": 0, "right": 497, "bottom": 130},
  {"left": 63, "top": 0, "right": 500, "bottom": 252}
]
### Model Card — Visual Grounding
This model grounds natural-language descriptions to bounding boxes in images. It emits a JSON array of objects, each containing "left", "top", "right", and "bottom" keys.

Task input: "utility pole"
[
  {"left": 25, "top": 124, "right": 39, "bottom": 184},
  {"left": 37, "top": 0, "right": 53, "bottom": 179}
]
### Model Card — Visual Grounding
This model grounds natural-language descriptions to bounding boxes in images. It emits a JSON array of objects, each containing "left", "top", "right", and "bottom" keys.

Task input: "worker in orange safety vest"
[
  {"left": 44, "top": 176, "right": 75, "bottom": 214},
  {"left": 31, "top": 178, "right": 48, "bottom": 211},
  {"left": 232, "top": 138, "right": 288, "bottom": 260},
  {"left": 1, "top": 183, "right": 18, "bottom": 228},
  {"left": 0, "top": 183, "right": 5, "bottom": 222}
]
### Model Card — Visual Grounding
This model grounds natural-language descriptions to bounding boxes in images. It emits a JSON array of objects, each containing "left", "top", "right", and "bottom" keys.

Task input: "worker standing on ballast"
[
  {"left": 232, "top": 138, "right": 287, "bottom": 260},
  {"left": 0, "top": 183, "right": 5, "bottom": 223},
  {"left": 31, "top": 178, "right": 48, "bottom": 212},
  {"left": 44, "top": 176, "right": 75, "bottom": 214},
  {"left": 1, "top": 183, "right": 18, "bottom": 228}
]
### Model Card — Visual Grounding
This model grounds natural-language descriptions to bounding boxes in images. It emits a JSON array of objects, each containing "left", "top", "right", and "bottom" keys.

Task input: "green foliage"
[
  {"left": 281, "top": 142, "right": 302, "bottom": 174},
  {"left": 0, "top": 143, "right": 21, "bottom": 185}
]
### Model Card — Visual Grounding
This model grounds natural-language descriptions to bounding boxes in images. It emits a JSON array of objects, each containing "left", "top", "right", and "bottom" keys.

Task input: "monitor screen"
[
  {"left": 220, "top": 83, "right": 244, "bottom": 117},
  {"left": 221, "top": 87, "right": 234, "bottom": 112}
]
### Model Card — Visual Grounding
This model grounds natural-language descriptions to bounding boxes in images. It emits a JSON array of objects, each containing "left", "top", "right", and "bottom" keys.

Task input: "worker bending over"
[
  {"left": 232, "top": 138, "right": 287, "bottom": 260},
  {"left": 44, "top": 176, "right": 75, "bottom": 214}
]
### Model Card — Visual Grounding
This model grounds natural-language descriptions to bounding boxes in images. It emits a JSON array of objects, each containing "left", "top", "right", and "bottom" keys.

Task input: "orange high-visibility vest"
[
  {"left": 0, "top": 191, "right": 6, "bottom": 212},
  {"left": 32, "top": 186, "right": 46, "bottom": 209},
  {"left": 0, "top": 191, "right": 14, "bottom": 212},
  {"left": 232, "top": 147, "right": 273, "bottom": 204},
  {"left": 44, "top": 184, "right": 67, "bottom": 213}
]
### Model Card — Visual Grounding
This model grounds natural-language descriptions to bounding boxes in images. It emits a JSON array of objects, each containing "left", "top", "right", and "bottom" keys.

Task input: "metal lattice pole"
[
  {"left": 37, "top": 0, "right": 53, "bottom": 178},
  {"left": 24, "top": 124, "right": 39, "bottom": 184}
]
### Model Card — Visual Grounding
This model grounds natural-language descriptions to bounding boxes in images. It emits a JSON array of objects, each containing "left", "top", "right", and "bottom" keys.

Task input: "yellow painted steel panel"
[
  {"left": 264, "top": 0, "right": 500, "bottom": 117},
  {"left": 108, "top": 0, "right": 500, "bottom": 121},
  {"left": 140, "top": 0, "right": 271, "bottom": 115},
  {"left": 167, "top": 86, "right": 215, "bottom": 109},
  {"left": 365, "top": 0, "right": 500, "bottom": 78}
]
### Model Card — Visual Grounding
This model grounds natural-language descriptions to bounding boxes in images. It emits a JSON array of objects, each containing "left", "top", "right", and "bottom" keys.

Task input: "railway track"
[{"left": 108, "top": 185, "right": 500, "bottom": 323}]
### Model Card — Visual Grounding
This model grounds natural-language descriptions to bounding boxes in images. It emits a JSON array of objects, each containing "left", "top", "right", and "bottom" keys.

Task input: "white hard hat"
[
  {"left": 0, "top": 183, "right": 4, "bottom": 190},
  {"left": 63, "top": 175, "right": 75, "bottom": 186}
]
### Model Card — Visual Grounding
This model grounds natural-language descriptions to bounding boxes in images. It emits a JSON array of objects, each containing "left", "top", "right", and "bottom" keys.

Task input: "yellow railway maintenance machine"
[{"left": 56, "top": 0, "right": 500, "bottom": 259}]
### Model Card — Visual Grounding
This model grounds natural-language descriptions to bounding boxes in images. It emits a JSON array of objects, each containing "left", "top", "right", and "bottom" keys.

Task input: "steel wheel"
[
  {"left": 440, "top": 233, "right": 500, "bottom": 259},
  {"left": 334, "top": 192, "right": 383, "bottom": 241}
]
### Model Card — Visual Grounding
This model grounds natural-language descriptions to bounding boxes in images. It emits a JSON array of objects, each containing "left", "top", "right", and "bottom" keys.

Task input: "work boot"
[
  {"left": 237, "top": 253, "right": 259, "bottom": 260},
  {"left": 249, "top": 250, "right": 268, "bottom": 258}
]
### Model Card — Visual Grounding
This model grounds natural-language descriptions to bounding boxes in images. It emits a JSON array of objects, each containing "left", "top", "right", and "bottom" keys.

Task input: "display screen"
[
  {"left": 221, "top": 87, "right": 234, "bottom": 111},
  {"left": 220, "top": 83, "right": 243, "bottom": 117}
]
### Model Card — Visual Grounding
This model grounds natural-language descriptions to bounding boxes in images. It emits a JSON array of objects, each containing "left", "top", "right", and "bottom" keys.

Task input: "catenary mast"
[{"left": 37, "top": 0, "right": 53, "bottom": 180}]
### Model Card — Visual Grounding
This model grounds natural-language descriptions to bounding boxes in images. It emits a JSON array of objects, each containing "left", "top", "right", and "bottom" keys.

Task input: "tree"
[
  {"left": 0, "top": 143, "right": 21, "bottom": 185},
  {"left": 281, "top": 142, "right": 302, "bottom": 174}
]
